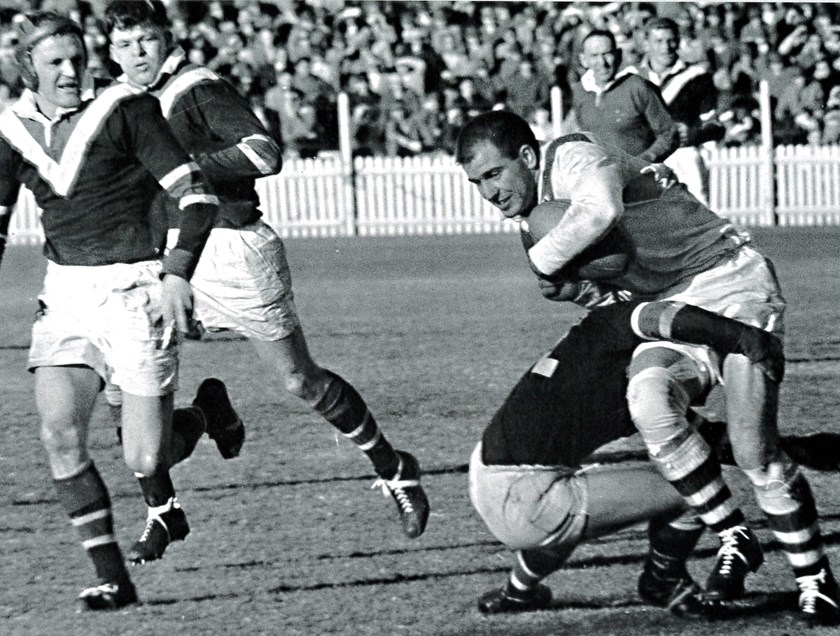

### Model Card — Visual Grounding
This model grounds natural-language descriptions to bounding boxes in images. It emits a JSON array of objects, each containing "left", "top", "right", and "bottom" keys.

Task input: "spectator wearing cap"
[{"left": 571, "top": 29, "right": 678, "bottom": 162}]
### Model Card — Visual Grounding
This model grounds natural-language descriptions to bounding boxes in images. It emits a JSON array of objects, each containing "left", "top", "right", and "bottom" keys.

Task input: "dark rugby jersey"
[
  {"left": 629, "top": 60, "right": 724, "bottom": 146},
  {"left": 481, "top": 302, "right": 642, "bottom": 467},
  {"left": 0, "top": 84, "right": 217, "bottom": 278},
  {"left": 125, "top": 48, "right": 282, "bottom": 231}
]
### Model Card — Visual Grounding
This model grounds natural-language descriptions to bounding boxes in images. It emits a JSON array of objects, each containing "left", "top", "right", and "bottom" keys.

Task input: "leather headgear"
[{"left": 14, "top": 12, "right": 86, "bottom": 90}]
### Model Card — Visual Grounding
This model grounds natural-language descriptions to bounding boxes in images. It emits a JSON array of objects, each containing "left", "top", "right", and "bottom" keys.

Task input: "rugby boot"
[
  {"left": 705, "top": 525, "right": 764, "bottom": 601},
  {"left": 77, "top": 579, "right": 138, "bottom": 611},
  {"left": 638, "top": 562, "right": 706, "bottom": 617},
  {"left": 128, "top": 505, "right": 190, "bottom": 564},
  {"left": 797, "top": 567, "right": 840, "bottom": 626},
  {"left": 193, "top": 378, "right": 245, "bottom": 459},
  {"left": 478, "top": 584, "right": 552, "bottom": 614},
  {"left": 372, "top": 451, "right": 430, "bottom": 539}
]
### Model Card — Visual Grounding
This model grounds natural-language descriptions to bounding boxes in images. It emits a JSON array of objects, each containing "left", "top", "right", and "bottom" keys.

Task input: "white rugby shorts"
[
  {"left": 634, "top": 245, "right": 786, "bottom": 379},
  {"left": 468, "top": 443, "right": 590, "bottom": 551},
  {"left": 28, "top": 260, "right": 179, "bottom": 396},
  {"left": 168, "top": 221, "right": 300, "bottom": 341}
]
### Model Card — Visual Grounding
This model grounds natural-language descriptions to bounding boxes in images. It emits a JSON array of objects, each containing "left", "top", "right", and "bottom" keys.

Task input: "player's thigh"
[
  {"left": 103, "top": 262, "right": 179, "bottom": 398},
  {"left": 583, "top": 463, "right": 686, "bottom": 541},
  {"left": 120, "top": 392, "right": 175, "bottom": 474},
  {"left": 187, "top": 223, "right": 301, "bottom": 341},
  {"left": 34, "top": 365, "right": 101, "bottom": 478}
]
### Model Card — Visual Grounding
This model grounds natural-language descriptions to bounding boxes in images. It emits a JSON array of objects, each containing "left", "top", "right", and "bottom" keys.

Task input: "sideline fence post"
[
  {"left": 551, "top": 86, "right": 564, "bottom": 137},
  {"left": 337, "top": 92, "right": 358, "bottom": 235},
  {"left": 758, "top": 79, "right": 777, "bottom": 225}
]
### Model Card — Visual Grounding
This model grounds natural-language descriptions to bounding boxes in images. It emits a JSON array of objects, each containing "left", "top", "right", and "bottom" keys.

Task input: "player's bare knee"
[
  {"left": 39, "top": 419, "right": 84, "bottom": 458},
  {"left": 284, "top": 367, "right": 323, "bottom": 401},
  {"left": 123, "top": 446, "right": 165, "bottom": 477},
  {"left": 626, "top": 367, "right": 691, "bottom": 451}
]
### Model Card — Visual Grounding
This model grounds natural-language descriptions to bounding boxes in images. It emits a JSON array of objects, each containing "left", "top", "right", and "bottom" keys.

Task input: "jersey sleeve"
[
  {"left": 0, "top": 139, "right": 22, "bottom": 250},
  {"left": 683, "top": 74, "right": 725, "bottom": 145},
  {"left": 172, "top": 81, "right": 282, "bottom": 182},
  {"left": 116, "top": 94, "right": 218, "bottom": 279},
  {"left": 529, "top": 141, "right": 624, "bottom": 277},
  {"left": 637, "top": 79, "right": 679, "bottom": 162}
]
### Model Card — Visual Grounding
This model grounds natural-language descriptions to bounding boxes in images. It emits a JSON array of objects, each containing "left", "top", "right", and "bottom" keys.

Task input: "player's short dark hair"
[
  {"left": 14, "top": 11, "right": 86, "bottom": 90},
  {"left": 104, "top": 0, "right": 170, "bottom": 37},
  {"left": 454, "top": 110, "right": 538, "bottom": 165},
  {"left": 644, "top": 17, "right": 680, "bottom": 38},
  {"left": 582, "top": 29, "right": 617, "bottom": 51}
]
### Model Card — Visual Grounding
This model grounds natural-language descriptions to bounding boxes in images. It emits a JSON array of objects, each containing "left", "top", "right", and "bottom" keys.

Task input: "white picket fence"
[{"left": 7, "top": 144, "right": 840, "bottom": 245}]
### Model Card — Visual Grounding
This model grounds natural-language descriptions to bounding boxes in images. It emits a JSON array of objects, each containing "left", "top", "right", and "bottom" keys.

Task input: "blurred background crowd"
[{"left": 2, "top": 1, "right": 840, "bottom": 158}]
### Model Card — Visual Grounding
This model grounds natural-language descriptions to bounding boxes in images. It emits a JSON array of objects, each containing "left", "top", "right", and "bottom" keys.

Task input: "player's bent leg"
[
  {"left": 120, "top": 392, "right": 193, "bottom": 564},
  {"left": 478, "top": 549, "right": 557, "bottom": 615},
  {"left": 252, "top": 330, "right": 429, "bottom": 539},
  {"left": 120, "top": 392, "right": 175, "bottom": 476},
  {"left": 628, "top": 348, "right": 763, "bottom": 600},
  {"left": 35, "top": 366, "right": 136, "bottom": 609},
  {"left": 191, "top": 378, "right": 244, "bottom": 459},
  {"left": 742, "top": 457, "right": 840, "bottom": 625}
]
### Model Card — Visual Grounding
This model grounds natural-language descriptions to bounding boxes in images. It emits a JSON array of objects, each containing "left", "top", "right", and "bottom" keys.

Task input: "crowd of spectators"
[{"left": 2, "top": 1, "right": 840, "bottom": 156}]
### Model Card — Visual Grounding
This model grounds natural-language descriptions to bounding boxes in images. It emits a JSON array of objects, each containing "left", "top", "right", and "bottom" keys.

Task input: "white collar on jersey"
[
  {"left": 12, "top": 73, "right": 96, "bottom": 123},
  {"left": 579, "top": 67, "right": 635, "bottom": 95}
]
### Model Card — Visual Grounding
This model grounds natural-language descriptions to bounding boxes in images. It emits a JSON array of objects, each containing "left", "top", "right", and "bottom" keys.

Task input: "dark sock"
[
  {"left": 313, "top": 370, "right": 400, "bottom": 478},
  {"left": 647, "top": 513, "right": 704, "bottom": 576},
  {"left": 171, "top": 406, "right": 206, "bottom": 464},
  {"left": 137, "top": 470, "right": 176, "bottom": 508},
  {"left": 54, "top": 462, "right": 129, "bottom": 584}
]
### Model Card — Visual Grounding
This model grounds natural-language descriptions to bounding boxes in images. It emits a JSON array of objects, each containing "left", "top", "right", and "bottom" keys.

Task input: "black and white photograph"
[{"left": 1, "top": 1, "right": 839, "bottom": 634}]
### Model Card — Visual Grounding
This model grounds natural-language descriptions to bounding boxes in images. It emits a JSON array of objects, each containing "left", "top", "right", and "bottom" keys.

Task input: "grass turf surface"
[{"left": 1, "top": 227, "right": 839, "bottom": 635}]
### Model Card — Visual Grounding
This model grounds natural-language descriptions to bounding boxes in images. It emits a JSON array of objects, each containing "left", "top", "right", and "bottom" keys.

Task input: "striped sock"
[
  {"left": 54, "top": 462, "right": 129, "bottom": 585},
  {"left": 313, "top": 370, "right": 399, "bottom": 479},
  {"left": 652, "top": 430, "right": 745, "bottom": 533},
  {"left": 757, "top": 469, "right": 826, "bottom": 576}
]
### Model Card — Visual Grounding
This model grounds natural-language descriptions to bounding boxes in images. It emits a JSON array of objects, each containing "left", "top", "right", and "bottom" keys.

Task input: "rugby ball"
[{"left": 523, "top": 200, "right": 631, "bottom": 280}]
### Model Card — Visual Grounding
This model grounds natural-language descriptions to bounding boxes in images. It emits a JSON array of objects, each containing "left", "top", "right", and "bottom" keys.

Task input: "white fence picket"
[{"left": 8, "top": 145, "right": 840, "bottom": 245}]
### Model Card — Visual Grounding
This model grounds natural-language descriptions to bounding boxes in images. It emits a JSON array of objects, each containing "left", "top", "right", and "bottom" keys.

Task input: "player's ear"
[{"left": 518, "top": 144, "right": 538, "bottom": 170}]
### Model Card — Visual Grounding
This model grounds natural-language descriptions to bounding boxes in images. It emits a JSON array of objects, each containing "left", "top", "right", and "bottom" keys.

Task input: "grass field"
[{"left": 2, "top": 226, "right": 840, "bottom": 636}]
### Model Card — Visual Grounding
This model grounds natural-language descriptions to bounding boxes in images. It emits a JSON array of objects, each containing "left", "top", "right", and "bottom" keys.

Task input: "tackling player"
[
  {"left": 472, "top": 299, "right": 784, "bottom": 615},
  {"left": 0, "top": 12, "right": 218, "bottom": 610},
  {"left": 102, "top": 0, "right": 429, "bottom": 565},
  {"left": 456, "top": 111, "right": 840, "bottom": 625}
]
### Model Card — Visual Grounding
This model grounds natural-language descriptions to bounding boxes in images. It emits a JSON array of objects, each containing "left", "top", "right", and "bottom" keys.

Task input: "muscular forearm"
[{"left": 632, "top": 301, "right": 785, "bottom": 381}]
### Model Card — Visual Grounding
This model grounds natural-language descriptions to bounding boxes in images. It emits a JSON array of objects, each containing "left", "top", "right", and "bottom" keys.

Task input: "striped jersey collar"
[{"left": 117, "top": 46, "right": 187, "bottom": 91}]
